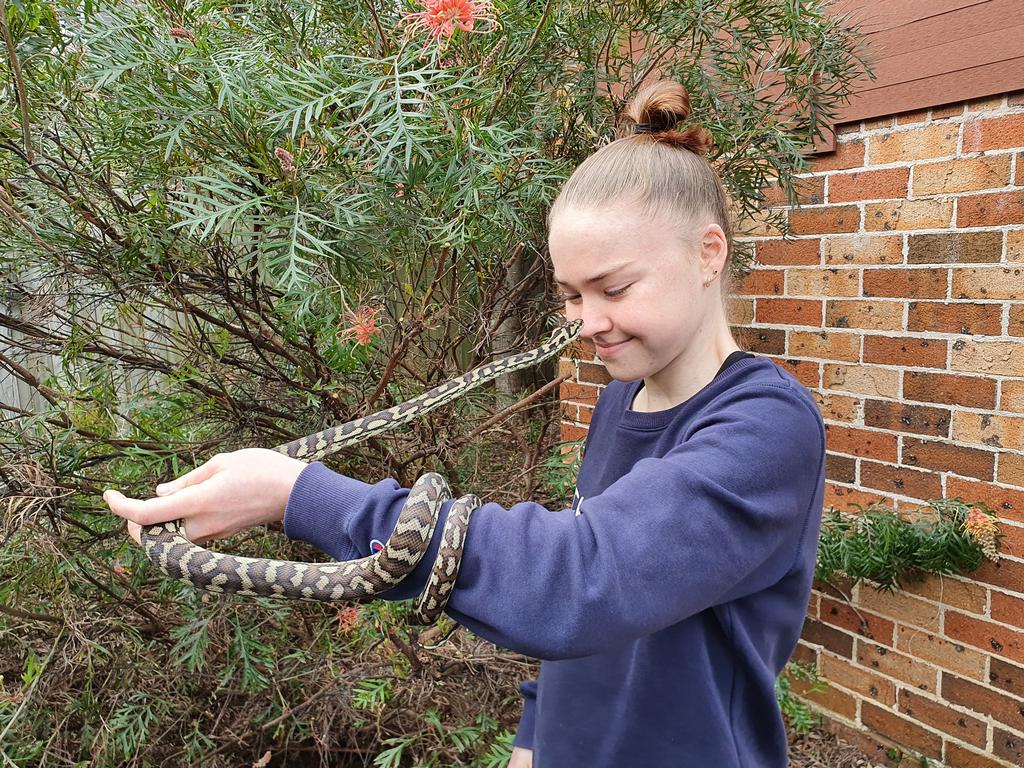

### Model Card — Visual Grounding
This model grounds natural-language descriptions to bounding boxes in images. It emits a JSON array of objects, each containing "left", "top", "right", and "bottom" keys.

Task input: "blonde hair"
[{"left": 547, "top": 80, "right": 734, "bottom": 296}]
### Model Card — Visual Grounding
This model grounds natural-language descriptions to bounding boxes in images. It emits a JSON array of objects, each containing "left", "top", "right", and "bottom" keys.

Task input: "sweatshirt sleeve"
[
  {"left": 512, "top": 679, "right": 538, "bottom": 750},
  {"left": 283, "top": 383, "right": 825, "bottom": 661}
]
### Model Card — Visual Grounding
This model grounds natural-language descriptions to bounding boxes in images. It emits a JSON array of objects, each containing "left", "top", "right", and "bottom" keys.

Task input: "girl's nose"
[{"left": 573, "top": 301, "right": 613, "bottom": 341}]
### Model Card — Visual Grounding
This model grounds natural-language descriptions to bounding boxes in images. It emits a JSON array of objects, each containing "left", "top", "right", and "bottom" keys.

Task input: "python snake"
[{"left": 139, "top": 319, "right": 582, "bottom": 625}]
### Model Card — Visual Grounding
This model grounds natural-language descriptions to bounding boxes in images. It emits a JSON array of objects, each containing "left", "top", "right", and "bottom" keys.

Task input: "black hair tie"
[{"left": 633, "top": 122, "right": 659, "bottom": 134}]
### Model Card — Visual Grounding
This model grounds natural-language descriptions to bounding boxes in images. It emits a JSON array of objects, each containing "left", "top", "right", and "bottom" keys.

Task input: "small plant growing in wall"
[{"left": 816, "top": 498, "right": 1003, "bottom": 592}]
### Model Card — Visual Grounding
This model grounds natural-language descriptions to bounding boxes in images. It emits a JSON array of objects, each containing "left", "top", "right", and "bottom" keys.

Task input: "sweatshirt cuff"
[
  {"left": 283, "top": 461, "right": 375, "bottom": 562},
  {"left": 513, "top": 679, "right": 538, "bottom": 750}
]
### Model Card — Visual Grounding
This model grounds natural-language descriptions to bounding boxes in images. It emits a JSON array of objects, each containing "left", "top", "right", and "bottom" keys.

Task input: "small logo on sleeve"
[
  {"left": 370, "top": 539, "right": 384, "bottom": 553},
  {"left": 571, "top": 488, "right": 586, "bottom": 517}
]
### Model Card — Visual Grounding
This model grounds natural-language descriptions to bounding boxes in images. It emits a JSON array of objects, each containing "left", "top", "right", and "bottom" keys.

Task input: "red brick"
[
  {"left": 863, "top": 336, "right": 948, "bottom": 369},
  {"left": 760, "top": 176, "right": 825, "bottom": 207},
  {"left": 947, "top": 471, "right": 1024, "bottom": 525},
  {"left": 901, "top": 436, "right": 995, "bottom": 481},
  {"left": 857, "top": 639, "right": 938, "bottom": 693},
  {"left": 1004, "top": 379, "right": 1024, "bottom": 412},
  {"left": 864, "top": 199, "right": 953, "bottom": 231},
  {"left": 942, "top": 671, "right": 1024, "bottom": 732},
  {"left": 990, "top": 657, "right": 1024, "bottom": 698},
  {"left": 829, "top": 167, "right": 909, "bottom": 202},
  {"left": 863, "top": 400, "right": 950, "bottom": 438},
  {"left": 821, "top": 712, "right": 928, "bottom": 768},
  {"left": 794, "top": 674, "right": 859, "bottom": 720},
  {"left": 992, "top": 727, "right": 1024, "bottom": 766},
  {"left": 788, "top": 205, "right": 861, "bottom": 235},
  {"left": 900, "top": 573, "right": 988, "bottom": 616},
  {"left": 907, "top": 231, "right": 1002, "bottom": 264},
  {"left": 826, "top": 452, "right": 856, "bottom": 484},
  {"left": 824, "top": 235, "right": 903, "bottom": 265},
  {"left": 809, "top": 140, "right": 865, "bottom": 172},
  {"left": 860, "top": 460, "right": 943, "bottom": 500},
  {"left": 755, "top": 237, "right": 820, "bottom": 266},
  {"left": 951, "top": 265, "right": 1024, "bottom": 301},
  {"left": 824, "top": 299, "right": 902, "bottom": 331},
  {"left": 789, "top": 329, "right": 861, "bottom": 362},
  {"left": 824, "top": 363, "right": 900, "bottom": 398},
  {"left": 559, "top": 380, "right": 600, "bottom": 406},
  {"left": 945, "top": 741, "right": 1019, "bottom": 768},
  {"left": 732, "top": 326, "right": 785, "bottom": 355},
  {"left": 568, "top": 337, "right": 596, "bottom": 359},
  {"left": 734, "top": 268, "right": 783, "bottom": 296},
  {"left": 815, "top": 390, "right": 857, "bottom": 423},
  {"left": 820, "top": 653, "right": 896, "bottom": 705},
  {"left": 861, "top": 702, "right": 942, "bottom": 759},
  {"left": 903, "top": 371, "right": 997, "bottom": 409},
  {"left": 957, "top": 191, "right": 1024, "bottom": 227},
  {"left": 578, "top": 362, "right": 611, "bottom": 385},
  {"left": 868, "top": 124, "right": 958, "bottom": 165},
  {"left": 559, "top": 422, "right": 588, "bottom": 443},
  {"left": 912, "top": 155, "right": 1012, "bottom": 196},
  {"left": 950, "top": 411, "right": 1024, "bottom": 451},
  {"left": 1000, "top": 450, "right": 1024, "bottom": 487},
  {"left": 859, "top": 590, "right": 942, "bottom": 632},
  {"left": 994, "top": 525, "right": 1024, "bottom": 561},
  {"left": 992, "top": 591, "right": 1024, "bottom": 629},
  {"left": 895, "top": 108, "right": 931, "bottom": 126},
  {"left": 787, "top": 267, "right": 859, "bottom": 297},
  {"left": 962, "top": 114, "right": 1024, "bottom": 153},
  {"left": 771, "top": 357, "right": 819, "bottom": 388},
  {"left": 931, "top": 103, "right": 965, "bottom": 120},
  {"left": 971, "top": 557, "right": 1024, "bottom": 594},
  {"left": 1010, "top": 304, "right": 1024, "bottom": 338},
  {"left": 896, "top": 625, "right": 988, "bottom": 680},
  {"left": 802, "top": 618, "right": 854, "bottom": 658},
  {"left": 897, "top": 688, "right": 987, "bottom": 747},
  {"left": 944, "top": 612, "right": 1024, "bottom": 666},
  {"left": 820, "top": 597, "right": 895, "bottom": 643},
  {"left": 824, "top": 483, "right": 896, "bottom": 513},
  {"left": 907, "top": 302, "right": 1003, "bottom": 336},
  {"left": 791, "top": 641, "right": 818, "bottom": 666},
  {"left": 824, "top": 423, "right": 898, "bottom": 462},
  {"left": 862, "top": 268, "right": 946, "bottom": 298},
  {"left": 755, "top": 298, "right": 823, "bottom": 326}
]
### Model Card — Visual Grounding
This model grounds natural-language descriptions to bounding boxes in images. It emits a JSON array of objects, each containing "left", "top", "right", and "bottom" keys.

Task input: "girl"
[{"left": 105, "top": 80, "right": 826, "bottom": 767}]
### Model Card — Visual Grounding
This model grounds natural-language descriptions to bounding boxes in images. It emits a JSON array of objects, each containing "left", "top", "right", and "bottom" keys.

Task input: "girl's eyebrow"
[{"left": 554, "top": 261, "right": 635, "bottom": 288}]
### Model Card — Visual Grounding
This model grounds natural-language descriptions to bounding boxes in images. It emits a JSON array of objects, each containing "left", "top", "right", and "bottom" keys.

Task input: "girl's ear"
[{"left": 699, "top": 222, "right": 729, "bottom": 272}]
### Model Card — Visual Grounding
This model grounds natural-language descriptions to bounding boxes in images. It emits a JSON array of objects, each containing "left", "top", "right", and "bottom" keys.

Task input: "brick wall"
[{"left": 557, "top": 92, "right": 1024, "bottom": 767}]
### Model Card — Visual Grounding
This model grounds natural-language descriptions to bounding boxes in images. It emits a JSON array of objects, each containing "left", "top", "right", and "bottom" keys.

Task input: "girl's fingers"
[
  {"left": 156, "top": 457, "right": 221, "bottom": 496},
  {"left": 103, "top": 483, "right": 206, "bottom": 527},
  {"left": 126, "top": 521, "right": 142, "bottom": 545}
]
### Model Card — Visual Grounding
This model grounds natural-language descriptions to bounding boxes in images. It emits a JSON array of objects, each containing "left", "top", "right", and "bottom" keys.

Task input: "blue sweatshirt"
[{"left": 284, "top": 352, "right": 826, "bottom": 767}]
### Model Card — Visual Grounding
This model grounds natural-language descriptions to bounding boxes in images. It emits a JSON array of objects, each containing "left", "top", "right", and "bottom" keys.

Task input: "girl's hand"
[
  {"left": 508, "top": 747, "right": 533, "bottom": 768},
  {"left": 102, "top": 448, "right": 308, "bottom": 546}
]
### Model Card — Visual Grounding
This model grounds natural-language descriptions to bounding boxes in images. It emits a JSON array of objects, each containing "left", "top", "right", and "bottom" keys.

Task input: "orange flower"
[
  {"left": 401, "top": 0, "right": 499, "bottom": 51},
  {"left": 275, "top": 147, "right": 294, "bottom": 172},
  {"left": 963, "top": 508, "right": 1000, "bottom": 561},
  {"left": 338, "top": 305, "right": 382, "bottom": 346},
  {"left": 337, "top": 606, "right": 360, "bottom": 632}
]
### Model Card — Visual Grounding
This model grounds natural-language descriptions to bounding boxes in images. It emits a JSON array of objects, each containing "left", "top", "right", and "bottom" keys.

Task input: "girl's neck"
[{"left": 632, "top": 321, "right": 741, "bottom": 413}]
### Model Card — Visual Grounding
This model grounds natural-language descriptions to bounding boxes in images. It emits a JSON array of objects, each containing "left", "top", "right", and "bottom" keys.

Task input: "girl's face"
[{"left": 549, "top": 204, "right": 719, "bottom": 384}]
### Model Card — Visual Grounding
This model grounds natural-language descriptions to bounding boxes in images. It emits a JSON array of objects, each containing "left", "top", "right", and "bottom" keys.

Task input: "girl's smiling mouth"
[{"left": 596, "top": 338, "right": 632, "bottom": 357}]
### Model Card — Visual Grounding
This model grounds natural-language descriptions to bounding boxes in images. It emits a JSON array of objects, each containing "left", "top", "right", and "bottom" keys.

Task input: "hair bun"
[{"left": 622, "top": 80, "right": 714, "bottom": 156}]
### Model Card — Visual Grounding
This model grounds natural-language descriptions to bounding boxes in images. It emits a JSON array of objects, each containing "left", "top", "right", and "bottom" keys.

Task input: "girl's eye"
[{"left": 605, "top": 285, "right": 630, "bottom": 297}]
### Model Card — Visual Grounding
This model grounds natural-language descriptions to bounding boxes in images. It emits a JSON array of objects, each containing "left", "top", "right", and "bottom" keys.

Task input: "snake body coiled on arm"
[{"left": 138, "top": 319, "right": 583, "bottom": 625}]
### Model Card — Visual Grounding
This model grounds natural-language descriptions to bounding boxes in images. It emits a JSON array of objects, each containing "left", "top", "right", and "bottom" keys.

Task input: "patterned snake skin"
[{"left": 139, "top": 320, "right": 583, "bottom": 624}]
